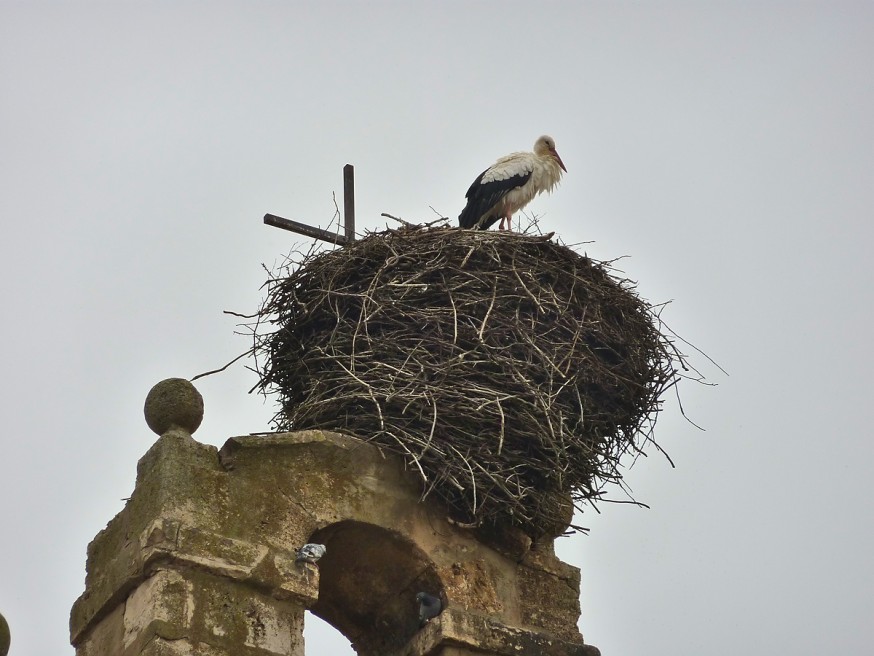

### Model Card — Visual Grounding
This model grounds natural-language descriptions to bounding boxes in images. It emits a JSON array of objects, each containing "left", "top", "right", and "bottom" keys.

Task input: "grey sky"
[{"left": 1, "top": 1, "right": 872, "bottom": 654}]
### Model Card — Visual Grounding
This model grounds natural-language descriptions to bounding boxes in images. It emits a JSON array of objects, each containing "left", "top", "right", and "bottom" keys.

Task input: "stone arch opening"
[
  {"left": 304, "top": 611, "right": 354, "bottom": 654},
  {"left": 307, "top": 519, "right": 444, "bottom": 655}
]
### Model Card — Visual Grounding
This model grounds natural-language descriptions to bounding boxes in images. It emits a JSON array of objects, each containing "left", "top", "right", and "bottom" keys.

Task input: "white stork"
[{"left": 458, "top": 135, "right": 567, "bottom": 231}]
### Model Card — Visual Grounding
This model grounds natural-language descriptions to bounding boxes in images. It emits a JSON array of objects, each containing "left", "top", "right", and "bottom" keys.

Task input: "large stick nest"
[{"left": 252, "top": 225, "right": 687, "bottom": 537}]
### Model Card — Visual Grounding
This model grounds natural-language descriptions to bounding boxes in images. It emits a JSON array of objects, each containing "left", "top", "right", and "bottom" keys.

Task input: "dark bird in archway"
[
  {"left": 458, "top": 135, "right": 567, "bottom": 231},
  {"left": 416, "top": 591, "right": 443, "bottom": 627},
  {"left": 295, "top": 543, "right": 326, "bottom": 564}
]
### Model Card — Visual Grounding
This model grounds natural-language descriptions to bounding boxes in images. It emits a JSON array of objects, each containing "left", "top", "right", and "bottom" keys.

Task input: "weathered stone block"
[
  {"left": 122, "top": 569, "right": 190, "bottom": 653},
  {"left": 184, "top": 570, "right": 303, "bottom": 655},
  {"left": 76, "top": 602, "right": 124, "bottom": 656},
  {"left": 516, "top": 561, "right": 583, "bottom": 642},
  {"left": 137, "top": 637, "right": 230, "bottom": 655}
]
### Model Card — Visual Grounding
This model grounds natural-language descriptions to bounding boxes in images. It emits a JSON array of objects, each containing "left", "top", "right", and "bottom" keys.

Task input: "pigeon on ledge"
[
  {"left": 295, "top": 543, "right": 326, "bottom": 564},
  {"left": 416, "top": 592, "right": 442, "bottom": 627}
]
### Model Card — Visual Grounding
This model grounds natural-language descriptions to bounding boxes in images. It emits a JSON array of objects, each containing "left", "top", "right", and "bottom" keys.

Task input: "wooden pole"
[{"left": 343, "top": 164, "right": 355, "bottom": 243}]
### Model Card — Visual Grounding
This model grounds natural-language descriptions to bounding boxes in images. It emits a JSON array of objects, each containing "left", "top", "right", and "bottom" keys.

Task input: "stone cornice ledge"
[
  {"left": 397, "top": 608, "right": 601, "bottom": 656},
  {"left": 70, "top": 518, "right": 318, "bottom": 646}
]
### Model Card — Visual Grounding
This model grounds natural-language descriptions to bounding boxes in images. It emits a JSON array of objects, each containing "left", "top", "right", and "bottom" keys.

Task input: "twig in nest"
[
  {"left": 190, "top": 349, "right": 251, "bottom": 382},
  {"left": 381, "top": 212, "right": 415, "bottom": 227}
]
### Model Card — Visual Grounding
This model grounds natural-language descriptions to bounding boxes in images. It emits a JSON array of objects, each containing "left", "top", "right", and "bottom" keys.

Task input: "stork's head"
[{"left": 534, "top": 135, "right": 567, "bottom": 172}]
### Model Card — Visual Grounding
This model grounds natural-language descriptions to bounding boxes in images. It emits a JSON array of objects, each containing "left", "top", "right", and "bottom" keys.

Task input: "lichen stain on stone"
[{"left": 446, "top": 559, "right": 505, "bottom": 616}]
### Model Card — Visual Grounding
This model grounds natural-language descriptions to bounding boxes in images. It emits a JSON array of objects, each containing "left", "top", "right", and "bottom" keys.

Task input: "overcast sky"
[{"left": 2, "top": 2, "right": 873, "bottom": 654}]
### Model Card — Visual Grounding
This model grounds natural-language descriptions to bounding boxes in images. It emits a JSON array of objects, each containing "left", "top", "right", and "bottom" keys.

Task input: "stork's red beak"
[{"left": 552, "top": 149, "right": 567, "bottom": 172}]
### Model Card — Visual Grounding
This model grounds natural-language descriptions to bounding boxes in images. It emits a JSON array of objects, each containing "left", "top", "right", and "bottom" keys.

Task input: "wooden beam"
[{"left": 263, "top": 214, "right": 350, "bottom": 246}]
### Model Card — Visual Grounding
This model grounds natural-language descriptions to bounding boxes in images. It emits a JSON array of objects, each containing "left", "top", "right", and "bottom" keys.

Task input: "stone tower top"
[{"left": 69, "top": 379, "right": 601, "bottom": 655}]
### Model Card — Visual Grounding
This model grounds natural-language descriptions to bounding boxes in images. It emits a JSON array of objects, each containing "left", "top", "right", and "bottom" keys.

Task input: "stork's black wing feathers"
[{"left": 458, "top": 168, "right": 532, "bottom": 230}]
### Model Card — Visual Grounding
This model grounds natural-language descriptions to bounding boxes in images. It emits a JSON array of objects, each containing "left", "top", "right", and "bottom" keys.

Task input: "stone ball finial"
[
  {"left": 0, "top": 611, "right": 9, "bottom": 656},
  {"left": 144, "top": 378, "right": 204, "bottom": 436}
]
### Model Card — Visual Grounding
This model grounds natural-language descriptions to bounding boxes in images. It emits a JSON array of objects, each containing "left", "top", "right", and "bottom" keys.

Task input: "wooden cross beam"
[{"left": 264, "top": 164, "right": 356, "bottom": 246}]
